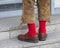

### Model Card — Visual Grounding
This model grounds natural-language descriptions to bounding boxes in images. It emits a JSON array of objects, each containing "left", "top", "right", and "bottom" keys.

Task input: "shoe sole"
[
  {"left": 26, "top": 40, "right": 39, "bottom": 43},
  {"left": 18, "top": 38, "right": 39, "bottom": 43}
]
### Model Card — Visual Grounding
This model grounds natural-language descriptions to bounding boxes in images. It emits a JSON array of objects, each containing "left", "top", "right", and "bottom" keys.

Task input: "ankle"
[
  {"left": 39, "top": 21, "right": 46, "bottom": 34},
  {"left": 27, "top": 23, "right": 36, "bottom": 37}
]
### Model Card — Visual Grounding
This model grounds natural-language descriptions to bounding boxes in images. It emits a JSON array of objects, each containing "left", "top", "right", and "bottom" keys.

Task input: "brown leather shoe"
[
  {"left": 38, "top": 33, "right": 47, "bottom": 41},
  {"left": 18, "top": 33, "right": 39, "bottom": 43}
]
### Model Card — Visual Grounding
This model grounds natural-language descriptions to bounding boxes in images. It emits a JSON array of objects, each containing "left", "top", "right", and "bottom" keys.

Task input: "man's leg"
[
  {"left": 21, "top": 0, "right": 35, "bottom": 24},
  {"left": 18, "top": 0, "right": 38, "bottom": 43},
  {"left": 37, "top": 0, "right": 50, "bottom": 41}
]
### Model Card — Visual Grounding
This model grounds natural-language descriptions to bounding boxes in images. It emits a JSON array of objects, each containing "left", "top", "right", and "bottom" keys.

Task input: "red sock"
[
  {"left": 39, "top": 21, "right": 46, "bottom": 34},
  {"left": 27, "top": 23, "right": 36, "bottom": 36}
]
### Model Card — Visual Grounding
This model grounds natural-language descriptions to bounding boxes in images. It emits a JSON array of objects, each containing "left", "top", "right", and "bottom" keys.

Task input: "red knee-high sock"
[
  {"left": 39, "top": 21, "right": 46, "bottom": 34},
  {"left": 27, "top": 23, "right": 36, "bottom": 36}
]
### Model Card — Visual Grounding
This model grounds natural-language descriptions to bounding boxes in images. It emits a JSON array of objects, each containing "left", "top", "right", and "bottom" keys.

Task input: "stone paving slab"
[
  {"left": 39, "top": 43, "right": 60, "bottom": 48},
  {"left": 0, "top": 32, "right": 9, "bottom": 41},
  {"left": 0, "top": 31, "right": 60, "bottom": 48},
  {"left": 0, "top": 39, "right": 23, "bottom": 48}
]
